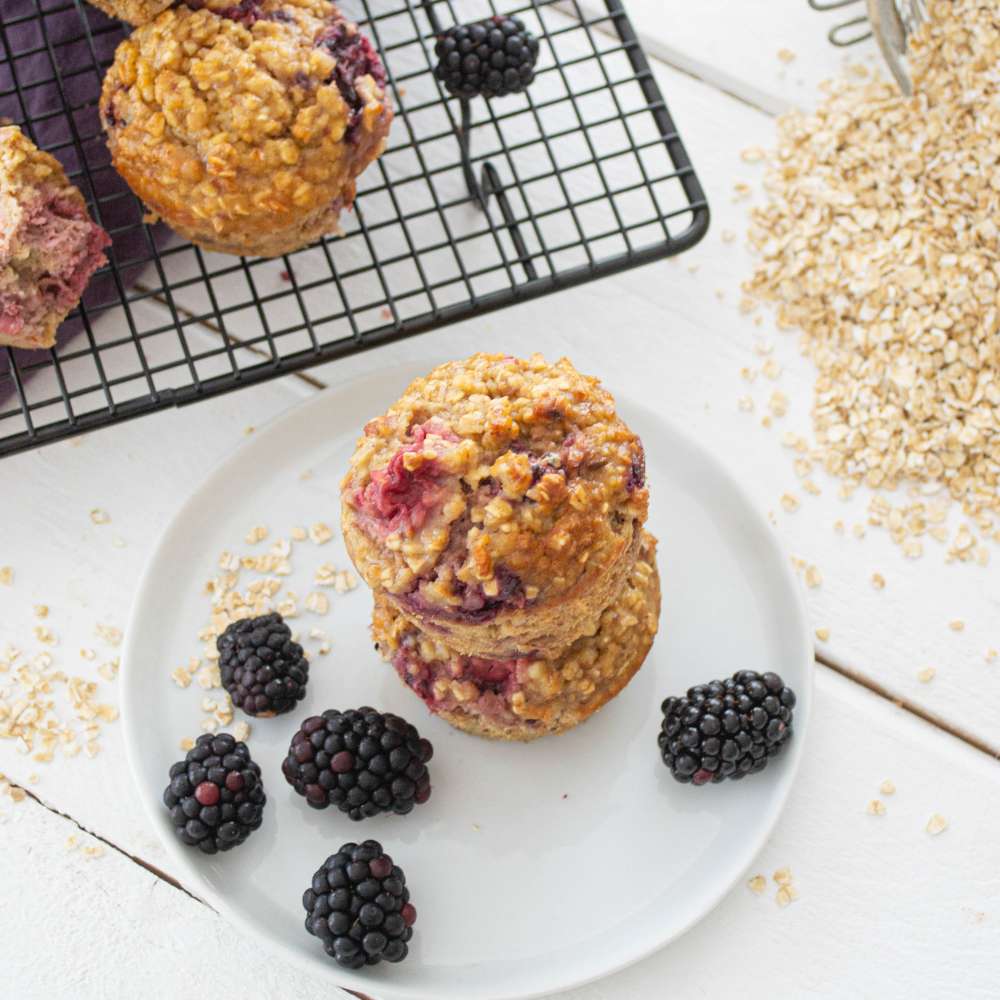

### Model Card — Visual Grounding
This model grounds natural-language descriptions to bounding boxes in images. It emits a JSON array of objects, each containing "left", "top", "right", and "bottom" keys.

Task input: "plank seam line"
[
  {"left": 816, "top": 653, "right": 1000, "bottom": 761},
  {"left": 10, "top": 780, "right": 209, "bottom": 907}
]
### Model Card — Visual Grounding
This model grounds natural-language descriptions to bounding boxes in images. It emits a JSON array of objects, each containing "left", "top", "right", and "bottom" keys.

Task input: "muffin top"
[
  {"left": 342, "top": 354, "right": 649, "bottom": 620},
  {"left": 86, "top": 0, "right": 173, "bottom": 26},
  {"left": 99, "top": 0, "right": 391, "bottom": 251}
]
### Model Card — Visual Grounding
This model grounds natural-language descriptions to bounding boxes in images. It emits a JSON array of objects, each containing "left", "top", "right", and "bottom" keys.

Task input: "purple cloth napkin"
[{"left": 1, "top": 0, "right": 167, "bottom": 384}]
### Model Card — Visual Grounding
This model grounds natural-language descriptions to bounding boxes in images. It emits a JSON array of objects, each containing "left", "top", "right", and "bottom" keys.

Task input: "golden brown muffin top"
[
  {"left": 86, "top": 0, "right": 173, "bottom": 26},
  {"left": 99, "top": 0, "right": 391, "bottom": 246},
  {"left": 342, "top": 353, "right": 649, "bottom": 616}
]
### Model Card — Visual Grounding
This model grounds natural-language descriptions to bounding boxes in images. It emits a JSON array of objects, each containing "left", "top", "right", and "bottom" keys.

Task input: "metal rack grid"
[{"left": 0, "top": 0, "right": 708, "bottom": 458}]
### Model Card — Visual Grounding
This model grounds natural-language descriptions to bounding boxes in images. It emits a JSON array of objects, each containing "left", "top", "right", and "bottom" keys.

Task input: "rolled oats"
[{"left": 745, "top": 0, "right": 1000, "bottom": 561}]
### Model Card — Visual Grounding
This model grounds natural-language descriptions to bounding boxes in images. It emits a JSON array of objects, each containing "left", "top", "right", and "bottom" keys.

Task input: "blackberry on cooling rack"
[
  {"left": 434, "top": 15, "right": 541, "bottom": 100},
  {"left": 303, "top": 839, "right": 416, "bottom": 969},
  {"left": 658, "top": 670, "right": 796, "bottom": 785},
  {"left": 282, "top": 707, "right": 433, "bottom": 820},
  {"left": 162, "top": 733, "right": 265, "bottom": 853},
  {"left": 217, "top": 612, "right": 309, "bottom": 717}
]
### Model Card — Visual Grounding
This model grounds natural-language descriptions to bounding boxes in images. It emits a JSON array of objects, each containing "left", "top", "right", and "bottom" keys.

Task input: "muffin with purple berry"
[
  {"left": 341, "top": 354, "right": 649, "bottom": 658},
  {"left": 374, "top": 533, "right": 660, "bottom": 740},
  {"left": 99, "top": 0, "right": 392, "bottom": 257}
]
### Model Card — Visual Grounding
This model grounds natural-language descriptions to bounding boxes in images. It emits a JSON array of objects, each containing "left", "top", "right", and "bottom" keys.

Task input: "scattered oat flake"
[
  {"left": 65, "top": 835, "right": 79, "bottom": 850},
  {"left": 867, "top": 799, "right": 887, "bottom": 816},
  {"left": 233, "top": 721, "right": 251, "bottom": 742},
  {"left": 776, "top": 886, "right": 797, "bottom": 908},
  {"left": 777, "top": 47, "right": 796, "bottom": 63},
  {"left": 737, "top": 395, "right": 754, "bottom": 413},
  {"left": 804, "top": 564, "right": 823, "bottom": 589},
  {"left": 815, "top": 627, "right": 830, "bottom": 641},
  {"left": 0, "top": 566, "right": 12, "bottom": 585},
  {"left": 917, "top": 667, "right": 936, "bottom": 683},
  {"left": 33, "top": 626, "right": 56, "bottom": 645},
  {"left": 79, "top": 648, "right": 95, "bottom": 661},
  {"left": 772, "top": 867, "right": 792, "bottom": 886},
  {"left": 926, "top": 813, "right": 948, "bottom": 836},
  {"left": 33, "top": 605, "right": 48, "bottom": 619},
  {"left": 949, "top": 620, "right": 965, "bottom": 632},
  {"left": 318, "top": 642, "right": 331, "bottom": 655},
  {"left": 245, "top": 524, "right": 268, "bottom": 545},
  {"left": 9, "top": 786, "right": 26, "bottom": 803},
  {"left": 95, "top": 624, "right": 122, "bottom": 647},
  {"left": 171, "top": 667, "right": 192, "bottom": 689},
  {"left": 748, "top": 874, "right": 767, "bottom": 895},
  {"left": 305, "top": 591, "right": 330, "bottom": 615},
  {"left": 741, "top": 146, "right": 766, "bottom": 164},
  {"left": 179, "top": 736, "right": 195, "bottom": 751},
  {"left": 291, "top": 526, "right": 308, "bottom": 541},
  {"left": 871, "top": 573, "right": 886, "bottom": 590},
  {"left": 880, "top": 779, "right": 896, "bottom": 796},
  {"left": 985, "top": 649, "right": 998, "bottom": 663},
  {"left": 780, "top": 493, "right": 800, "bottom": 513},
  {"left": 310, "top": 522, "right": 333, "bottom": 545},
  {"left": 81, "top": 844, "right": 105, "bottom": 860},
  {"left": 89, "top": 508, "right": 110, "bottom": 525}
]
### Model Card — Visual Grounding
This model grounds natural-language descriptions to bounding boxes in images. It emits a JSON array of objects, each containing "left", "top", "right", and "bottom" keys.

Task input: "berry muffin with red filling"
[
  {"left": 99, "top": 0, "right": 392, "bottom": 257},
  {"left": 0, "top": 127, "right": 110, "bottom": 350},
  {"left": 373, "top": 533, "right": 660, "bottom": 740},
  {"left": 342, "top": 354, "right": 650, "bottom": 658}
]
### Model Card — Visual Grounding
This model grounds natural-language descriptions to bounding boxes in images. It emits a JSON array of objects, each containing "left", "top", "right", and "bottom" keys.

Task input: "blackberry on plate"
[
  {"left": 217, "top": 612, "right": 309, "bottom": 717},
  {"left": 303, "top": 839, "right": 416, "bottom": 968},
  {"left": 162, "top": 733, "right": 265, "bottom": 853},
  {"left": 658, "top": 670, "right": 796, "bottom": 785},
  {"left": 282, "top": 707, "right": 433, "bottom": 821},
  {"left": 434, "top": 16, "right": 540, "bottom": 100}
]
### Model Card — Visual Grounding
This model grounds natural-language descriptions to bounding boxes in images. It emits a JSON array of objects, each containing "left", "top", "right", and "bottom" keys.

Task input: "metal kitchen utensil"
[{"left": 809, "top": 0, "right": 928, "bottom": 94}]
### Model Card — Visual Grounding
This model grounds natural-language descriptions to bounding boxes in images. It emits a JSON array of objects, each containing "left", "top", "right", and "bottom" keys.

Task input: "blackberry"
[
  {"left": 282, "top": 707, "right": 433, "bottom": 821},
  {"left": 434, "top": 16, "right": 540, "bottom": 100},
  {"left": 658, "top": 670, "right": 796, "bottom": 785},
  {"left": 303, "top": 839, "right": 416, "bottom": 968},
  {"left": 217, "top": 612, "right": 309, "bottom": 717},
  {"left": 162, "top": 733, "right": 265, "bottom": 853}
]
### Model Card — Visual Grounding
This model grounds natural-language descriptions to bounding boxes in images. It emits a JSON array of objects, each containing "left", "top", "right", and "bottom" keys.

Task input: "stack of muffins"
[{"left": 341, "top": 354, "right": 661, "bottom": 741}]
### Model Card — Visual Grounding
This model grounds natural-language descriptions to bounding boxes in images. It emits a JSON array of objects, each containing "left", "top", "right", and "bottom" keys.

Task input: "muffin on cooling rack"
[
  {"left": 374, "top": 533, "right": 660, "bottom": 740},
  {"left": 99, "top": 0, "right": 392, "bottom": 258},
  {"left": 342, "top": 354, "right": 650, "bottom": 658},
  {"left": 0, "top": 127, "right": 110, "bottom": 350},
  {"left": 86, "top": 0, "right": 172, "bottom": 25}
]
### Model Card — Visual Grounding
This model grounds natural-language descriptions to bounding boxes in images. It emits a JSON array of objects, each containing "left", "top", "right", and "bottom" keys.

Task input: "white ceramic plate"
[{"left": 122, "top": 361, "right": 813, "bottom": 1000}]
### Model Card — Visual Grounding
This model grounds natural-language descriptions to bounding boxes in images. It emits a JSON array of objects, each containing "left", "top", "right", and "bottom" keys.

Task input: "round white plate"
[{"left": 122, "top": 360, "right": 813, "bottom": 1000}]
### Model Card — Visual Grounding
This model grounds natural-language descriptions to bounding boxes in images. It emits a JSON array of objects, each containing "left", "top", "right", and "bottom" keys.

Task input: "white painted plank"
[
  {"left": 583, "top": 0, "right": 886, "bottom": 114},
  {"left": 3, "top": 670, "right": 998, "bottom": 999}
]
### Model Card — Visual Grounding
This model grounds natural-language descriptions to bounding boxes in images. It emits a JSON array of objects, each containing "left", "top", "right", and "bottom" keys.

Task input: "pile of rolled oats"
[
  {"left": 172, "top": 522, "right": 357, "bottom": 745},
  {"left": 744, "top": 0, "right": 1000, "bottom": 562}
]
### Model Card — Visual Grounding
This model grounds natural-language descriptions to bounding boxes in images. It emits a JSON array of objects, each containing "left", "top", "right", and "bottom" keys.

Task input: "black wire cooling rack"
[{"left": 0, "top": 0, "right": 708, "bottom": 458}]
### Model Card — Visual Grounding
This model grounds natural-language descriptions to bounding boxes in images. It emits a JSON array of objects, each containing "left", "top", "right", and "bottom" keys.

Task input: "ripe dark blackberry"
[
  {"left": 658, "top": 670, "right": 796, "bottom": 785},
  {"left": 434, "top": 16, "right": 540, "bottom": 100},
  {"left": 282, "top": 707, "right": 433, "bottom": 820},
  {"left": 217, "top": 612, "right": 309, "bottom": 717},
  {"left": 162, "top": 733, "right": 265, "bottom": 853},
  {"left": 303, "top": 839, "right": 416, "bottom": 968}
]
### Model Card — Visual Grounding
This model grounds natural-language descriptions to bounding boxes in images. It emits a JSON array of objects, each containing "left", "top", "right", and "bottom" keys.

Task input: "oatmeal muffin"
[
  {"left": 342, "top": 354, "right": 650, "bottom": 658},
  {"left": 0, "top": 127, "right": 111, "bottom": 350},
  {"left": 86, "top": 0, "right": 172, "bottom": 25},
  {"left": 99, "top": 0, "right": 392, "bottom": 258},
  {"left": 374, "top": 534, "right": 660, "bottom": 740}
]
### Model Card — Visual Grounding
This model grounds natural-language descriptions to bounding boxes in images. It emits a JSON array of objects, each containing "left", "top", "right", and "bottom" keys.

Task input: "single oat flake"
[
  {"left": 926, "top": 813, "right": 948, "bottom": 836},
  {"left": 747, "top": 874, "right": 767, "bottom": 895},
  {"left": 867, "top": 799, "right": 887, "bottom": 816},
  {"left": 880, "top": 779, "right": 896, "bottom": 796}
]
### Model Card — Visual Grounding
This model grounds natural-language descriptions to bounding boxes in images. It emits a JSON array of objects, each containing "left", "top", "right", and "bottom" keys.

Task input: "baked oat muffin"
[
  {"left": 86, "top": 0, "right": 172, "bottom": 25},
  {"left": 99, "top": 0, "right": 392, "bottom": 258},
  {"left": 0, "top": 127, "right": 111, "bottom": 350},
  {"left": 374, "top": 533, "right": 660, "bottom": 740},
  {"left": 342, "top": 354, "right": 650, "bottom": 658}
]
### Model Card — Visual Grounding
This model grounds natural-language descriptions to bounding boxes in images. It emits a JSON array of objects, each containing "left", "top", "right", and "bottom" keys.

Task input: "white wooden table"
[{"left": 4, "top": 3, "right": 1000, "bottom": 997}]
